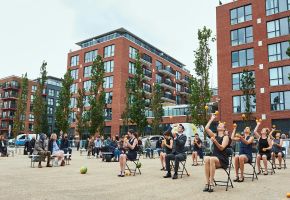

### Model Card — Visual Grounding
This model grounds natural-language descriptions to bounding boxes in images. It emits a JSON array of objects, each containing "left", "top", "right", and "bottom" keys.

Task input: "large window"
[
  {"left": 232, "top": 71, "right": 255, "bottom": 90},
  {"left": 83, "top": 80, "right": 91, "bottom": 92},
  {"left": 70, "top": 55, "right": 79, "bottom": 66},
  {"left": 271, "top": 91, "right": 290, "bottom": 110},
  {"left": 156, "top": 74, "right": 162, "bottom": 84},
  {"left": 232, "top": 48, "right": 254, "bottom": 68},
  {"left": 84, "top": 66, "right": 92, "bottom": 78},
  {"left": 104, "top": 60, "right": 114, "bottom": 73},
  {"left": 48, "top": 89, "right": 55, "bottom": 97},
  {"left": 70, "top": 97, "right": 76, "bottom": 108},
  {"left": 104, "top": 108, "right": 112, "bottom": 120},
  {"left": 48, "top": 98, "right": 54, "bottom": 106},
  {"left": 231, "top": 26, "right": 253, "bottom": 46},
  {"left": 176, "top": 71, "right": 181, "bottom": 80},
  {"left": 269, "top": 66, "right": 290, "bottom": 86},
  {"left": 176, "top": 83, "right": 181, "bottom": 92},
  {"left": 84, "top": 96, "right": 90, "bottom": 107},
  {"left": 47, "top": 107, "right": 53, "bottom": 115},
  {"left": 230, "top": 5, "right": 252, "bottom": 25},
  {"left": 70, "top": 83, "right": 77, "bottom": 94},
  {"left": 266, "top": 0, "right": 290, "bottom": 16},
  {"left": 129, "top": 46, "right": 138, "bottom": 59},
  {"left": 233, "top": 95, "right": 256, "bottom": 113},
  {"left": 156, "top": 60, "right": 163, "bottom": 70},
  {"left": 129, "top": 62, "right": 136, "bottom": 74},
  {"left": 105, "top": 92, "right": 113, "bottom": 104},
  {"left": 143, "top": 83, "right": 151, "bottom": 93},
  {"left": 141, "top": 53, "right": 152, "bottom": 63},
  {"left": 267, "top": 17, "right": 290, "bottom": 38},
  {"left": 84, "top": 50, "right": 97, "bottom": 63},
  {"left": 103, "top": 76, "right": 114, "bottom": 88},
  {"left": 31, "top": 85, "right": 37, "bottom": 92},
  {"left": 104, "top": 45, "right": 115, "bottom": 58},
  {"left": 71, "top": 69, "right": 78, "bottom": 80},
  {"left": 268, "top": 41, "right": 290, "bottom": 62}
]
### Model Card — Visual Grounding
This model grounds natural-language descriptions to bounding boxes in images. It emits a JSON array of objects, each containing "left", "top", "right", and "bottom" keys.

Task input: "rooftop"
[{"left": 76, "top": 28, "right": 186, "bottom": 69}]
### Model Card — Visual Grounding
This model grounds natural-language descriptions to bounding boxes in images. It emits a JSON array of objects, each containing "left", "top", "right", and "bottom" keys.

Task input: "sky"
[{"left": 0, "top": 0, "right": 233, "bottom": 87}]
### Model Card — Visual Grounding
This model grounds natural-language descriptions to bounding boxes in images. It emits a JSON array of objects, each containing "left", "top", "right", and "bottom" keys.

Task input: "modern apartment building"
[
  {"left": 0, "top": 75, "right": 62, "bottom": 137},
  {"left": 67, "top": 28, "right": 192, "bottom": 136},
  {"left": 217, "top": 0, "right": 290, "bottom": 134}
]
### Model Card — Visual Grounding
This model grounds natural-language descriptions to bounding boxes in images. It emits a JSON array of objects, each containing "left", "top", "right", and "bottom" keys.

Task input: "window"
[
  {"left": 268, "top": 41, "right": 290, "bottom": 62},
  {"left": 269, "top": 66, "right": 290, "bottom": 86},
  {"left": 56, "top": 91, "right": 59, "bottom": 98},
  {"left": 129, "top": 46, "right": 138, "bottom": 59},
  {"left": 70, "top": 55, "right": 79, "bottom": 66},
  {"left": 48, "top": 98, "right": 54, "bottom": 106},
  {"left": 84, "top": 66, "right": 92, "bottom": 78},
  {"left": 71, "top": 69, "right": 78, "bottom": 80},
  {"left": 143, "top": 83, "right": 151, "bottom": 93},
  {"left": 48, "top": 89, "right": 55, "bottom": 96},
  {"left": 105, "top": 92, "right": 113, "bottom": 104},
  {"left": 271, "top": 91, "right": 290, "bottom": 110},
  {"left": 29, "top": 124, "right": 34, "bottom": 131},
  {"left": 104, "top": 108, "right": 112, "bottom": 120},
  {"left": 232, "top": 48, "right": 254, "bottom": 68},
  {"left": 84, "top": 96, "right": 90, "bottom": 107},
  {"left": 84, "top": 50, "right": 98, "bottom": 63},
  {"left": 232, "top": 71, "right": 255, "bottom": 90},
  {"left": 129, "top": 62, "right": 136, "bottom": 74},
  {"left": 176, "top": 83, "right": 181, "bottom": 92},
  {"left": 266, "top": 0, "right": 290, "bottom": 16},
  {"left": 233, "top": 95, "right": 256, "bottom": 113},
  {"left": 31, "top": 85, "right": 37, "bottom": 92},
  {"left": 176, "top": 96, "right": 181, "bottom": 105},
  {"left": 83, "top": 80, "right": 91, "bottom": 92},
  {"left": 176, "top": 71, "right": 181, "bottom": 80},
  {"left": 48, "top": 116, "right": 53, "bottom": 124},
  {"left": 231, "top": 26, "right": 253, "bottom": 46},
  {"left": 70, "top": 97, "right": 76, "bottom": 108},
  {"left": 230, "top": 5, "right": 252, "bottom": 25},
  {"left": 69, "top": 112, "right": 76, "bottom": 123},
  {"left": 70, "top": 83, "right": 77, "bottom": 94},
  {"left": 29, "top": 114, "right": 34, "bottom": 122},
  {"left": 156, "top": 74, "right": 162, "bottom": 84},
  {"left": 156, "top": 60, "right": 163, "bottom": 70},
  {"left": 30, "top": 94, "right": 34, "bottom": 103},
  {"left": 104, "top": 60, "right": 114, "bottom": 73},
  {"left": 104, "top": 45, "right": 115, "bottom": 58},
  {"left": 141, "top": 53, "right": 152, "bottom": 63},
  {"left": 47, "top": 107, "right": 53, "bottom": 115},
  {"left": 267, "top": 17, "right": 290, "bottom": 38},
  {"left": 103, "top": 76, "right": 113, "bottom": 88}
]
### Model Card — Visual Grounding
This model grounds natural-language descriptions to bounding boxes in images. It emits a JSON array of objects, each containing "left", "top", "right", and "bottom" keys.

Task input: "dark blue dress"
[{"left": 239, "top": 136, "right": 253, "bottom": 163}]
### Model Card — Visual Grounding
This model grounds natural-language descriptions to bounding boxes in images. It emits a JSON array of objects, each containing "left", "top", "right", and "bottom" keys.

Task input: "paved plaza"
[{"left": 0, "top": 149, "right": 289, "bottom": 200}]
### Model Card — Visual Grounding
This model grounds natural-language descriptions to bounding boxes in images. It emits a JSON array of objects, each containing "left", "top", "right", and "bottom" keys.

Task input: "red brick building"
[
  {"left": 217, "top": 0, "right": 290, "bottom": 134},
  {"left": 67, "top": 28, "right": 192, "bottom": 137}
]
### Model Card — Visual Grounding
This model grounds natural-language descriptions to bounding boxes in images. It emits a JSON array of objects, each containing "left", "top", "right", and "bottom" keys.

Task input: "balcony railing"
[
  {"left": 1, "top": 82, "right": 20, "bottom": 90},
  {"left": 143, "top": 85, "right": 152, "bottom": 93},
  {"left": 157, "top": 65, "right": 175, "bottom": 76},
  {"left": 180, "top": 87, "right": 190, "bottom": 95},
  {"left": 143, "top": 69, "right": 152, "bottom": 79},
  {"left": 0, "top": 92, "right": 18, "bottom": 99},
  {"left": 158, "top": 79, "right": 176, "bottom": 90},
  {"left": 179, "top": 77, "right": 190, "bottom": 84},
  {"left": 0, "top": 116, "right": 14, "bottom": 120},
  {"left": 1, "top": 105, "right": 17, "bottom": 110},
  {"left": 161, "top": 93, "right": 176, "bottom": 103}
]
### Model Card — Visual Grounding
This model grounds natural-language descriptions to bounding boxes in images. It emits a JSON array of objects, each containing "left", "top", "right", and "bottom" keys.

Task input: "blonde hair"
[{"left": 50, "top": 133, "right": 57, "bottom": 140}]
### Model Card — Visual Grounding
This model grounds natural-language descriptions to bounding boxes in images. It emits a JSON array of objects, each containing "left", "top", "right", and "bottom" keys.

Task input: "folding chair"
[
  {"left": 241, "top": 147, "right": 258, "bottom": 181},
  {"left": 29, "top": 155, "right": 41, "bottom": 168},
  {"left": 282, "top": 147, "right": 287, "bottom": 169},
  {"left": 214, "top": 148, "right": 234, "bottom": 191},
  {"left": 170, "top": 156, "right": 190, "bottom": 178},
  {"left": 260, "top": 158, "right": 275, "bottom": 175},
  {"left": 125, "top": 154, "right": 141, "bottom": 176}
]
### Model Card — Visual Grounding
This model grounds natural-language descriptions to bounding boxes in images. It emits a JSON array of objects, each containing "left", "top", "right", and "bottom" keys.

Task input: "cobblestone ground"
[{"left": 0, "top": 149, "right": 289, "bottom": 200}]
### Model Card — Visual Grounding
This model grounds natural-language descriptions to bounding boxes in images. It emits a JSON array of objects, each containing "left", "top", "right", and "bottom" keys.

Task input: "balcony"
[
  {"left": 161, "top": 93, "right": 176, "bottom": 103},
  {"left": 143, "top": 68, "right": 152, "bottom": 81},
  {"left": 179, "top": 77, "right": 190, "bottom": 84},
  {"left": 1, "top": 82, "right": 20, "bottom": 90},
  {"left": 0, "top": 92, "right": 18, "bottom": 100},
  {"left": 158, "top": 79, "right": 176, "bottom": 90},
  {"left": 0, "top": 125, "right": 9, "bottom": 130},
  {"left": 0, "top": 116, "right": 14, "bottom": 121},
  {"left": 143, "top": 85, "right": 152, "bottom": 97},
  {"left": 1, "top": 105, "right": 17, "bottom": 110},
  {"left": 157, "top": 65, "right": 175, "bottom": 77},
  {"left": 179, "top": 88, "right": 190, "bottom": 96}
]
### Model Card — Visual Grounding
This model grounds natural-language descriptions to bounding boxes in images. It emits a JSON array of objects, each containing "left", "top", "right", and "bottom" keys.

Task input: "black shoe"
[
  {"left": 238, "top": 177, "right": 244, "bottom": 182},
  {"left": 208, "top": 184, "right": 214, "bottom": 192},
  {"left": 163, "top": 173, "right": 172, "bottom": 178},
  {"left": 172, "top": 173, "right": 178, "bottom": 179},
  {"left": 160, "top": 167, "right": 165, "bottom": 171},
  {"left": 233, "top": 177, "right": 239, "bottom": 182},
  {"left": 203, "top": 184, "right": 209, "bottom": 192}
]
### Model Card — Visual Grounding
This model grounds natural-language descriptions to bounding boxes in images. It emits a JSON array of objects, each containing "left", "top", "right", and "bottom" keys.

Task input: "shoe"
[
  {"left": 46, "top": 164, "right": 52, "bottom": 167},
  {"left": 278, "top": 166, "right": 281, "bottom": 170},
  {"left": 160, "top": 167, "right": 165, "bottom": 171},
  {"left": 163, "top": 173, "right": 172, "bottom": 178},
  {"left": 208, "top": 184, "right": 215, "bottom": 192},
  {"left": 203, "top": 184, "right": 209, "bottom": 192},
  {"left": 233, "top": 177, "right": 239, "bottom": 182},
  {"left": 60, "top": 160, "right": 65, "bottom": 166},
  {"left": 263, "top": 172, "right": 268, "bottom": 175},
  {"left": 172, "top": 173, "right": 178, "bottom": 179},
  {"left": 257, "top": 170, "right": 261, "bottom": 175},
  {"left": 38, "top": 164, "right": 42, "bottom": 168},
  {"left": 238, "top": 177, "right": 244, "bottom": 182}
]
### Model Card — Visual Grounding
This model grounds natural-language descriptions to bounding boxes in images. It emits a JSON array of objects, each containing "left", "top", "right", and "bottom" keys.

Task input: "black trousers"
[{"left": 165, "top": 153, "right": 186, "bottom": 174}]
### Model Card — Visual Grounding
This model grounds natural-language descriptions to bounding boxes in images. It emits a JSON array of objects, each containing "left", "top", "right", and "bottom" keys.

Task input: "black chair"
[
  {"left": 170, "top": 159, "right": 190, "bottom": 178},
  {"left": 125, "top": 154, "right": 141, "bottom": 176},
  {"left": 260, "top": 156, "right": 275, "bottom": 175},
  {"left": 282, "top": 147, "right": 287, "bottom": 169},
  {"left": 214, "top": 148, "right": 234, "bottom": 191}
]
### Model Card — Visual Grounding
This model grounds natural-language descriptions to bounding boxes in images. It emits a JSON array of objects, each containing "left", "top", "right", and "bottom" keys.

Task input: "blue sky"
[{"left": 0, "top": 0, "right": 232, "bottom": 87}]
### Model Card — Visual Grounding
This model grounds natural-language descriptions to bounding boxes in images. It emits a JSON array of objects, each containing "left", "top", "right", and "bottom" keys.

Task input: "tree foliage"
[
  {"left": 33, "top": 61, "right": 48, "bottom": 134},
  {"left": 76, "top": 88, "right": 87, "bottom": 139},
  {"left": 13, "top": 73, "right": 28, "bottom": 137},
  {"left": 55, "top": 69, "right": 73, "bottom": 134},
  {"left": 87, "top": 55, "right": 106, "bottom": 136},
  {"left": 189, "top": 26, "right": 214, "bottom": 127},
  {"left": 150, "top": 83, "right": 163, "bottom": 135},
  {"left": 121, "top": 81, "right": 131, "bottom": 135}
]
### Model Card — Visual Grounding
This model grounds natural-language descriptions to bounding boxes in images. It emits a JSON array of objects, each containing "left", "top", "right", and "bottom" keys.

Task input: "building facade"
[
  {"left": 67, "top": 28, "right": 192, "bottom": 137},
  {"left": 217, "top": 0, "right": 290, "bottom": 134},
  {"left": 0, "top": 75, "right": 62, "bottom": 137}
]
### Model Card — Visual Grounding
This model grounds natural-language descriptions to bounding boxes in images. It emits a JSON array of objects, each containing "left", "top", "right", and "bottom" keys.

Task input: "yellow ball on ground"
[{"left": 80, "top": 166, "right": 88, "bottom": 174}]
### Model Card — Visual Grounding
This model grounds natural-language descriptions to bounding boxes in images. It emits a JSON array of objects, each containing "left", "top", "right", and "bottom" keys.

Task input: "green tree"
[
  {"left": 76, "top": 88, "right": 87, "bottom": 139},
  {"left": 55, "top": 69, "right": 73, "bottom": 134},
  {"left": 240, "top": 69, "right": 256, "bottom": 123},
  {"left": 33, "top": 61, "right": 48, "bottom": 134},
  {"left": 128, "top": 53, "right": 148, "bottom": 136},
  {"left": 150, "top": 83, "right": 163, "bottom": 135},
  {"left": 121, "top": 81, "right": 131, "bottom": 136},
  {"left": 88, "top": 55, "right": 106, "bottom": 136},
  {"left": 189, "top": 26, "right": 214, "bottom": 127},
  {"left": 13, "top": 73, "right": 28, "bottom": 137}
]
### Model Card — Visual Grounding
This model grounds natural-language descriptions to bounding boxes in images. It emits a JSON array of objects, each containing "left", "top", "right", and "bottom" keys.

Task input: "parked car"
[
  {"left": 8, "top": 134, "right": 37, "bottom": 146},
  {"left": 141, "top": 135, "right": 164, "bottom": 149}
]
